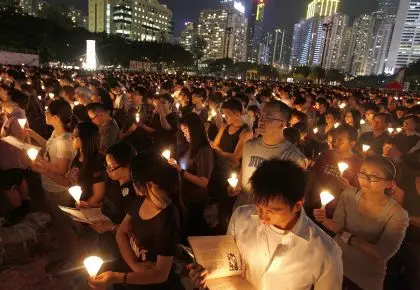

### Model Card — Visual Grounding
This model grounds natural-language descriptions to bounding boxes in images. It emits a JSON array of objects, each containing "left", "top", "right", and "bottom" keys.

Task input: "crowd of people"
[{"left": 0, "top": 66, "right": 419, "bottom": 290}]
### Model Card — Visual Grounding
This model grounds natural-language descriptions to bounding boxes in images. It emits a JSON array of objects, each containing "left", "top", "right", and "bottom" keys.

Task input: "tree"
[{"left": 191, "top": 35, "right": 207, "bottom": 70}]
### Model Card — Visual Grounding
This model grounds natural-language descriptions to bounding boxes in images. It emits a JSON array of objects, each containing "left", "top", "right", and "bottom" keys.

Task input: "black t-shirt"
[
  {"left": 102, "top": 180, "right": 138, "bottom": 224},
  {"left": 152, "top": 112, "right": 178, "bottom": 152},
  {"left": 395, "top": 133, "right": 420, "bottom": 153},
  {"left": 358, "top": 132, "right": 391, "bottom": 155},
  {"left": 127, "top": 200, "right": 180, "bottom": 288},
  {"left": 67, "top": 154, "right": 106, "bottom": 202}
]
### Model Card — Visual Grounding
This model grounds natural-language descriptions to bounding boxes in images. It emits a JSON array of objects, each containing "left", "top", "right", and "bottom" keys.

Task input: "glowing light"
[
  {"left": 313, "top": 127, "right": 319, "bottom": 134},
  {"left": 18, "top": 118, "right": 27, "bottom": 128},
  {"left": 175, "top": 103, "right": 180, "bottom": 110},
  {"left": 84, "top": 256, "right": 104, "bottom": 278},
  {"left": 49, "top": 93, "right": 54, "bottom": 99},
  {"left": 26, "top": 148, "right": 39, "bottom": 161},
  {"left": 228, "top": 173, "right": 239, "bottom": 188},
  {"left": 135, "top": 113, "right": 140, "bottom": 123},
  {"left": 360, "top": 119, "right": 366, "bottom": 125},
  {"left": 339, "top": 103, "right": 346, "bottom": 109},
  {"left": 362, "top": 145, "right": 370, "bottom": 153},
  {"left": 337, "top": 162, "right": 349, "bottom": 176},
  {"left": 68, "top": 185, "right": 82, "bottom": 202},
  {"left": 234, "top": 1, "right": 245, "bottom": 14},
  {"left": 37, "top": 95, "right": 42, "bottom": 100},
  {"left": 320, "top": 191, "right": 335, "bottom": 209},
  {"left": 334, "top": 122, "right": 340, "bottom": 129},
  {"left": 387, "top": 128, "right": 394, "bottom": 134},
  {"left": 396, "top": 127, "right": 402, "bottom": 133},
  {"left": 85, "top": 40, "right": 97, "bottom": 70},
  {"left": 73, "top": 101, "right": 79, "bottom": 106},
  {"left": 162, "top": 150, "right": 171, "bottom": 160}
]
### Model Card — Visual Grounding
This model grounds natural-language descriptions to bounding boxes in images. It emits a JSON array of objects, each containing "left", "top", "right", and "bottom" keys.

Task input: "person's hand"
[
  {"left": 313, "top": 208, "right": 327, "bottom": 223},
  {"left": 187, "top": 263, "right": 208, "bottom": 290},
  {"left": 22, "top": 128, "right": 33, "bottom": 138},
  {"left": 228, "top": 184, "right": 241, "bottom": 197},
  {"left": 88, "top": 271, "right": 114, "bottom": 290},
  {"left": 336, "top": 176, "right": 350, "bottom": 187},
  {"left": 168, "top": 158, "right": 182, "bottom": 172},
  {"left": 31, "top": 158, "right": 47, "bottom": 173},
  {"left": 76, "top": 200, "right": 89, "bottom": 209},
  {"left": 91, "top": 220, "right": 115, "bottom": 234}
]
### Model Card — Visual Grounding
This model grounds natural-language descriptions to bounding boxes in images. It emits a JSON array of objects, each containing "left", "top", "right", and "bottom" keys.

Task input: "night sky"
[{"left": 48, "top": 0, "right": 378, "bottom": 36}]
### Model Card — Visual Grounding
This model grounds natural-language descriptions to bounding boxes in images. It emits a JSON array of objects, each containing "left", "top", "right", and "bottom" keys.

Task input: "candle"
[
  {"left": 337, "top": 162, "right": 349, "bottom": 176},
  {"left": 135, "top": 113, "right": 140, "bottom": 123},
  {"left": 334, "top": 122, "right": 340, "bottom": 129},
  {"left": 387, "top": 128, "right": 394, "bottom": 134},
  {"left": 175, "top": 103, "right": 180, "bottom": 110},
  {"left": 396, "top": 127, "right": 402, "bottom": 133},
  {"left": 211, "top": 109, "right": 217, "bottom": 117},
  {"left": 162, "top": 150, "right": 171, "bottom": 160},
  {"left": 26, "top": 148, "right": 39, "bottom": 161},
  {"left": 313, "top": 127, "right": 319, "bottom": 134},
  {"left": 37, "top": 95, "right": 42, "bottom": 100},
  {"left": 362, "top": 144, "right": 370, "bottom": 153},
  {"left": 360, "top": 119, "right": 366, "bottom": 125},
  {"left": 48, "top": 93, "right": 54, "bottom": 99},
  {"left": 222, "top": 114, "right": 226, "bottom": 119},
  {"left": 18, "top": 118, "right": 27, "bottom": 128},
  {"left": 339, "top": 103, "right": 346, "bottom": 109},
  {"left": 73, "top": 101, "right": 79, "bottom": 106},
  {"left": 320, "top": 191, "right": 335, "bottom": 209},
  {"left": 227, "top": 173, "right": 239, "bottom": 188},
  {"left": 84, "top": 256, "right": 104, "bottom": 278},
  {"left": 68, "top": 185, "right": 82, "bottom": 203}
]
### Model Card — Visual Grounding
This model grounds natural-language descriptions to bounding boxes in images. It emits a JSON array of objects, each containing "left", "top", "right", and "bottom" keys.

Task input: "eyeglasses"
[
  {"left": 259, "top": 113, "right": 286, "bottom": 123},
  {"left": 357, "top": 172, "right": 387, "bottom": 183},
  {"left": 105, "top": 163, "right": 122, "bottom": 173}
]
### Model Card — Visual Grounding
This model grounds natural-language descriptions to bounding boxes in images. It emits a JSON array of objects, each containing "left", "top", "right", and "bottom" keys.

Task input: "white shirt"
[{"left": 228, "top": 206, "right": 343, "bottom": 290}]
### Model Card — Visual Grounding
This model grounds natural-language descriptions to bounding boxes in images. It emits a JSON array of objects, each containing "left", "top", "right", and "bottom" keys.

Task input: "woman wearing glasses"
[{"left": 314, "top": 156, "right": 409, "bottom": 290}]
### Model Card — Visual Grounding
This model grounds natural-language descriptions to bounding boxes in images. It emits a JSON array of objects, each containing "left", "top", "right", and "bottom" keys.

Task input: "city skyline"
[{"left": 48, "top": 0, "right": 378, "bottom": 37}]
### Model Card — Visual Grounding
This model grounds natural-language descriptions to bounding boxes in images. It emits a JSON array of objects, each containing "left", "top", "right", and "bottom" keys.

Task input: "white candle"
[
  {"left": 387, "top": 128, "right": 394, "bottom": 134},
  {"left": 135, "top": 113, "right": 140, "bottom": 123},
  {"left": 84, "top": 256, "right": 104, "bottom": 278},
  {"left": 18, "top": 118, "right": 27, "bottom": 128},
  {"left": 313, "top": 127, "right": 319, "bottom": 134},
  {"left": 320, "top": 191, "right": 335, "bottom": 209},
  {"left": 48, "top": 93, "right": 54, "bottom": 99},
  {"left": 362, "top": 144, "right": 370, "bottom": 153},
  {"left": 360, "top": 119, "right": 366, "bottom": 125},
  {"left": 339, "top": 103, "right": 346, "bottom": 109},
  {"left": 37, "top": 95, "right": 42, "bottom": 100},
  {"left": 68, "top": 185, "right": 82, "bottom": 203},
  {"left": 162, "top": 150, "right": 171, "bottom": 160},
  {"left": 26, "top": 148, "right": 39, "bottom": 161},
  {"left": 334, "top": 122, "right": 340, "bottom": 129},
  {"left": 228, "top": 173, "right": 239, "bottom": 188},
  {"left": 211, "top": 109, "right": 217, "bottom": 117},
  {"left": 337, "top": 162, "right": 349, "bottom": 176},
  {"left": 396, "top": 127, "right": 402, "bottom": 133},
  {"left": 175, "top": 103, "right": 180, "bottom": 110},
  {"left": 73, "top": 101, "right": 79, "bottom": 106}
]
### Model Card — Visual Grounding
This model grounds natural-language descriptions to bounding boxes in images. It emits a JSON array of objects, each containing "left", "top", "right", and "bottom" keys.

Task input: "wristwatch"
[{"left": 340, "top": 231, "right": 353, "bottom": 244}]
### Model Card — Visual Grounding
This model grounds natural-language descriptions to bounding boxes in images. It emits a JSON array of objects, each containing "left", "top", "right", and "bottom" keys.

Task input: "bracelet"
[
  {"left": 123, "top": 272, "right": 128, "bottom": 285},
  {"left": 340, "top": 231, "right": 353, "bottom": 244}
]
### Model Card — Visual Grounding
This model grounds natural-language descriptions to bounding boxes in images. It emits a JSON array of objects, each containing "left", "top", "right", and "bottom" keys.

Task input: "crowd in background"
[{"left": 0, "top": 66, "right": 419, "bottom": 290}]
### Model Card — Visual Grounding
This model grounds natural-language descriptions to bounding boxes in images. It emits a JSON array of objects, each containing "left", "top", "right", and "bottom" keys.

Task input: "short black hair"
[
  {"left": 284, "top": 127, "right": 300, "bottom": 145},
  {"left": 106, "top": 141, "right": 137, "bottom": 167},
  {"left": 315, "top": 97, "right": 329, "bottom": 109},
  {"left": 250, "top": 159, "right": 307, "bottom": 208},
  {"left": 86, "top": 102, "right": 108, "bottom": 114},
  {"left": 374, "top": 112, "right": 391, "bottom": 124},
  {"left": 222, "top": 97, "right": 243, "bottom": 113},
  {"left": 334, "top": 124, "right": 358, "bottom": 142},
  {"left": 404, "top": 114, "right": 418, "bottom": 123},
  {"left": 192, "top": 88, "right": 207, "bottom": 99},
  {"left": 208, "top": 92, "right": 223, "bottom": 104},
  {"left": 265, "top": 100, "right": 291, "bottom": 122}
]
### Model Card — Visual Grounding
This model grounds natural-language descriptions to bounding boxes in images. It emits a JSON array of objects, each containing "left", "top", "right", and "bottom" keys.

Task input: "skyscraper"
[
  {"left": 306, "top": 0, "right": 340, "bottom": 19},
  {"left": 247, "top": 0, "right": 265, "bottom": 63},
  {"left": 88, "top": 0, "right": 115, "bottom": 34},
  {"left": 323, "top": 13, "right": 349, "bottom": 70},
  {"left": 180, "top": 22, "right": 195, "bottom": 52},
  {"left": 198, "top": 0, "right": 247, "bottom": 62},
  {"left": 272, "top": 29, "right": 288, "bottom": 67},
  {"left": 386, "top": 0, "right": 420, "bottom": 74}
]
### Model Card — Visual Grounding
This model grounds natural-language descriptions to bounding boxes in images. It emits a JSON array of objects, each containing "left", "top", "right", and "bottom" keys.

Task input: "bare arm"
[
  {"left": 28, "top": 128, "right": 47, "bottom": 147},
  {"left": 86, "top": 181, "right": 106, "bottom": 207},
  {"left": 183, "top": 172, "right": 209, "bottom": 189},
  {"left": 116, "top": 215, "right": 140, "bottom": 271},
  {"left": 211, "top": 123, "right": 226, "bottom": 148},
  {"left": 214, "top": 129, "right": 252, "bottom": 167}
]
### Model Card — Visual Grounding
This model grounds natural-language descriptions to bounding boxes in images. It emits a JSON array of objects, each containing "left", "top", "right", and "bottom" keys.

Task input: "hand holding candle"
[
  {"left": 337, "top": 162, "right": 349, "bottom": 177},
  {"left": 135, "top": 113, "right": 140, "bottom": 123},
  {"left": 27, "top": 148, "right": 40, "bottom": 161},
  {"left": 228, "top": 173, "right": 239, "bottom": 188},
  {"left": 362, "top": 144, "right": 370, "bottom": 153},
  {"left": 320, "top": 191, "right": 335, "bottom": 209},
  {"left": 68, "top": 185, "right": 82, "bottom": 204},
  {"left": 84, "top": 256, "right": 104, "bottom": 278},
  {"left": 162, "top": 149, "right": 171, "bottom": 160},
  {"left": 313, "top": 127, "right": 319, "bottom": 134},
  {"left": 18, "top": 118, "right": 27, "bottom": 128}
]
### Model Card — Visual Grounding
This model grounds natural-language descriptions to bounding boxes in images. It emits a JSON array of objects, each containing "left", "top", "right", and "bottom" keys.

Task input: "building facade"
[
  {"left": 386, "top": 0, "right": 420, "bottom": 74},
  {"left": 323, "top": 13, "right": 349, "bottom": 71},
  {"left": 180, "top": 22, "right": 195, "bottom": 52},
  {"left": 247, "top": 0, "right": 265, "bottom": 63},
  {"left": 306, "top": 0, "right": 340, "bottom": 19},
  {"left": 198, "top": 1, "right": 247, "bottom": 62}
]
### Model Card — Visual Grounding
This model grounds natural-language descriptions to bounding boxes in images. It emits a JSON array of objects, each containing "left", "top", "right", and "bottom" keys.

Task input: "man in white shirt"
[{"left": 188, "top": 159, "right": 343, "bottom": 290}]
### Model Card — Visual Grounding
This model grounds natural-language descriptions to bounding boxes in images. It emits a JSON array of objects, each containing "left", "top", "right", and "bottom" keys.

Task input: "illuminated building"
[
  {"left": 323, "top": 13, "right": 349, "bottom": 70},
  {"left": 247, "top": 0, "right": 265, "bottom": 63},
  {"left": 180, "top": 22, "right": 195, "bottom": 52},
  {"left": 88, "top": 0, "right": 172, "bottom": 42},
  {"left": 386, "top": 0, "right": 420, "bottom": 74},
  {"left": 198, "top": 1, "right": 247, "bottom": 62},
  {"left": 306, "top": 0, "right": 340, "bottom": 19}
]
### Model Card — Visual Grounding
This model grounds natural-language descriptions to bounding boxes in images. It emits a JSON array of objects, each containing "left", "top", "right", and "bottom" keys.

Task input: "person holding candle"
[
  {"left": 358, "top": 113, "right": 391, "bottom": 155},
  {"left": 189, "top": 159, "right": 343, "bottom": 290},
  {"left": 206, "top": 92, "right": 224, "bottom": 141},
  {"left": 167, "top": 113, "right": 214, "bottom": 236},
  {"left": 314, "top": 156, "right": 409, "bottom": 290},
  {"left": 359, "top": 105, "right": 379, "bottom": 136},
  {"left": 306, "top": 124, "right": 362, "bottom": 220},
  {"left": 394, "top": 115, "right": 420, "bottom": 153},
  {"left": 345, "top": 109, "right": 362, "bottom": 134},
  {"left": 191, "top": 88, "right": 208, "bottom": 123},
  {"left": 88, "top": 152, "right": 182, "bottom": 289}
]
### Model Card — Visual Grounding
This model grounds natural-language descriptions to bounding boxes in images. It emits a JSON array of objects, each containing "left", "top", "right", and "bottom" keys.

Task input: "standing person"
[
  {"left": 394, "top": 115, "right": 420, "bottom": 153},
  {"left": 178, "top": 88, "right": 193, "bottom": 117},
  {"left": 314, "top": 156, "right": 409, "bottom": 290},
  {"left": 191, "top": 88, "right": 208, "bottom": 123},
  {"left": 87, "top": 102, "right": 120, "bottom": 153},
  {"left": 358, "top": 113, "right": 392, "bottom": 155},
  {"left": 88, "top": 153, "right": 182, "bottom": 289},
  {"left": 306, "top": 125, "right": 363, "bottom": 220},
  {"left": 189, "top": 159, "right": 343, "bottom": 290},
  {"left": 233, "top": 101, "right": 308, "bottom": 208},
  {"left": 211, "top": 98, "right": 253, "bottom": 170},
  {"left": 167, "top": 113, "right": 214, "bottom": 236}
]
